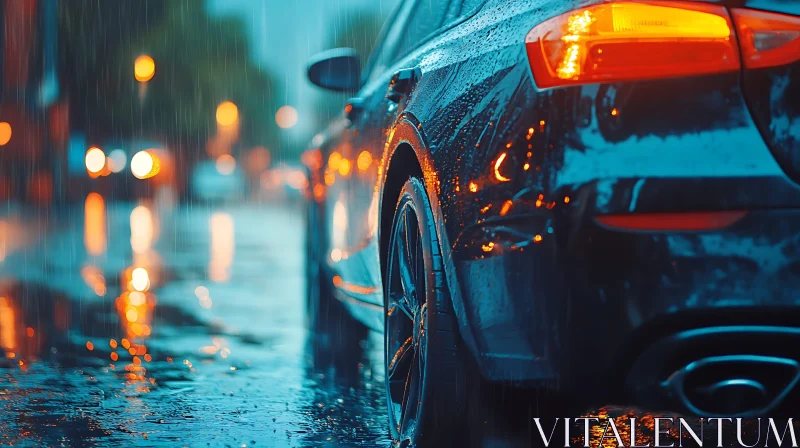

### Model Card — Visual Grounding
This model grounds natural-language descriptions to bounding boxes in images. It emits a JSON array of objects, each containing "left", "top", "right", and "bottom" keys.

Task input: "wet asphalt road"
[
  {"left": 0, "top": 196, "right": 763, "bottom": 448},
  {"left": 0, "top": 196, "right": 389, "bottom": 447}
]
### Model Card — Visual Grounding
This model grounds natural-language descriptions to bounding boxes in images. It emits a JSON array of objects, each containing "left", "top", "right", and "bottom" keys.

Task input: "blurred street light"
[
  {"left": 215, "top": 154, "right": 236, "bottom": 175},
  {"left": 131, "top": 150, "right": 160, "bottom": 179},
  {"left": 275, "top": 105, "right": 298, "bottom": 129},
  {"left": 131, "top": 267, "right": 150, "bottom": 291},
  {"left": 357, "top": 151, "right": 373, "bottom": 171},
  {"left": 216, "top": 101, "right": 239, "bottom": 126},
  {"left": 246, "top": 147, "right": 270, "bottom": 174},
  {"left": 85, "top": 147, "right": 106, "bottom": 175},
  {"left": 0, "top": 122, "right": 11, "bottom": 146},
  {"left": 84, "top": 193, "right": 106, "bottom": 256},
  {"left": 108, "top": 149, "right": 127, "bottom": 173},
  {"left": 134, "top": 55, "right": 155, "bottom": 82}
]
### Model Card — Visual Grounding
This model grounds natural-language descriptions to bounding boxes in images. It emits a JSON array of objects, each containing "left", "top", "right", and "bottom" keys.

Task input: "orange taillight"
[
  {"left": 525, "top": 2, "right": 740, "bottom": 89},
  {"left": 731, "top": 8, "right": 800, "bottom": 69}
]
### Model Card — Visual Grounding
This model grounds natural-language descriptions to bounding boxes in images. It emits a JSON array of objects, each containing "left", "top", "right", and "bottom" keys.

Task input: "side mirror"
[{"left": 307, "top": 48, "right": 361, "bottom": 93}]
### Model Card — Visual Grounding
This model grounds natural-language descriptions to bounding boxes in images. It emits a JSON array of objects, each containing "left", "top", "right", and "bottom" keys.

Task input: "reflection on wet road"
[
  {"left": 2, "top": 196, "right": 777, "bottom": 448},
  {"left": 0, "top": 197, "right": 388, "bottom": 447}
]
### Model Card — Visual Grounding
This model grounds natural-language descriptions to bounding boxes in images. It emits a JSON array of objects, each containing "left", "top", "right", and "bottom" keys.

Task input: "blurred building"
[{"left": 0, "top": 0, "right": 64, "bottom": 204}]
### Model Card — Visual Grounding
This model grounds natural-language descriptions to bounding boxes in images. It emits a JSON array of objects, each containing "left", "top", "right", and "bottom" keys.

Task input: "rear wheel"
[{"left": 384, "top": 178, "right": 467, "bottom": 446}]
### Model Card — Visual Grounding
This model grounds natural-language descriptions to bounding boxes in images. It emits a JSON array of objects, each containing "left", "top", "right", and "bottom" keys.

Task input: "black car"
[{"left": 304, "top": 0, "right": 800, "bottom": 445}]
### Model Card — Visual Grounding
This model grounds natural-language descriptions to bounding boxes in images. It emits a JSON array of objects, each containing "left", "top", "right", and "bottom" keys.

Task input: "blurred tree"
[
  {"left": 58, "top": 0, "right": 277, "bottom": 152},
  {"left": 310, "top": 10, "right": 384, "bottom": 133}
]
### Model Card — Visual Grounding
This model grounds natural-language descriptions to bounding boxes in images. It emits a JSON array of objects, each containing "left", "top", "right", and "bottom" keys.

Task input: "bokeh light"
[
  {"left": 216, "top": 101, "right": 239, "bottom": 126},
  {"left": 338, "top": 159, "right": 351, "bottom": 176},
  {"left": 357, "top": 151, "right": 372, "bottom": 171},
  {"left": 108, "top": 149, "right": 127, "bottom": 173},
  {"left": 131, "top": 267, "right": 150, "bottom": 291},
  {"left": 134, "top": 55, "right": 155, "bottom": 82},
  {"left": 215, "top": 154, "right": 236, "bottom": 175},
  {"left": 209, "top": 213, "right": 234, "bottom": 282},
  {"left": 85, "top": 147, "right": 106, "bottom": 174},
  {"left": 130, "top": 205, "right": 154, "bottom": 254},
  {"left": 327, "top": 152, "right": 342, "bottom": 171},
  {"left": 131, "top": 151, "right": 160, "bottom": 179},
  {"left": 247, "top": 147, "right": 270, "bottom": 173},
  {"left": 275, "top": 105, "right": 298, "bottom": 129},
  {"left": 0, "top": 122, "right": 12, "bottom": 146},
  {"left": 84, "top": 193, "right": 106, "bottom": 256}
]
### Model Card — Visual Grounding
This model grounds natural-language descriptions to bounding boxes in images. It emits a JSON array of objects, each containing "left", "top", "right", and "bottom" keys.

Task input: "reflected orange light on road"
[
  {"left": 130, "top": 205, "right": 154, "bottom": 254},
  {"left": 84, "top": 193, "right": 107, "bottom": 256},
  {"left": 129, "top": 291, "right": 146, "bottom": 306},
  {"left": 131, "top": 267, "right": 150, "bottom": 291},
  {"left": 0, "top": 297, "right": 17, "bottom": 354},
  {"left": 275, "top": 105, "right": 298, "bottom": 129},
  {"left": 134, "top": 55, "right": 155, "bottom": 82},
  {"left": 332, "top": 199, "right": 348, "bottom": 250},
  {"left": 0, "top": 122, "right": 11, "bottom": 146},
  {"left": 115, "top": 260, "right": 157, "bottom": 384},
  {"left": 216, "top": 101, "right": 239, "bottom": 126},
  {"left": 81, "top": 265, "right": 107, "bottom": 296},
  {"left": 209, "top": 213, "right": 234, "bottom": 282}
]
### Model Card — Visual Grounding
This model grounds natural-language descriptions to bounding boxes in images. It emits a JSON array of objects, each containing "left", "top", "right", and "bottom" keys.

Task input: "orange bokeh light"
[
  {"left": 275, "top": 105, "right": 298, "bottom": 129},
  {"left": 134, "top": 55, "right": 155, "bottom": 82},
  {"left": 216, "top": 101, "right": 239, "bottom": 126},
  {"left": 0, "top": 122, "right": 12, "bottom": 146}
]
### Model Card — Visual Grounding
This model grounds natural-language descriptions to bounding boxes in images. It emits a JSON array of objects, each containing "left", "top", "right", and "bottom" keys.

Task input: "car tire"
[{"left": 384, "top": 177, "right": 468, "bottom": 447}]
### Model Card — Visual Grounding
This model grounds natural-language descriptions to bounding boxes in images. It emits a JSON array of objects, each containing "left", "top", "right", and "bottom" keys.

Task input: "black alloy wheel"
[{"left": 384, "top": 177, "right": 466, "bottom": 447}]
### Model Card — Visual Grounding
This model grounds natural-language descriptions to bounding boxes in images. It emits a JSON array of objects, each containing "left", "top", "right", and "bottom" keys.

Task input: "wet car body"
[{"left": 306, "top": 0, "right": 800, "bottom": 423}]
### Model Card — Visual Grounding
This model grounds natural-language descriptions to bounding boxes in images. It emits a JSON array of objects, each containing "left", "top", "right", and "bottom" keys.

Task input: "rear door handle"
[{"left": 386, "top": 67, "right": 421, "bottom": 103}]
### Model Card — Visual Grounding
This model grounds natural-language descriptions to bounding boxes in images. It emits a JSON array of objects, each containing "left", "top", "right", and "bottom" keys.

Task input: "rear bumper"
[{"left": 451, "top": 178, "right": 800, "bottom": 409}]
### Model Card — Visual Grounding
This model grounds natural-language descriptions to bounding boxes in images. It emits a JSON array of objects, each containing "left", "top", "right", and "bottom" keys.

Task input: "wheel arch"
[
  {"left": 378, "top": 116, "right": 481, "bottom": 359},
  {"left": 379, "top": 141, "right": 423, "bottom": 279},
  {"left": 378, "top": 117, "right": 433, "bottom": 283}
]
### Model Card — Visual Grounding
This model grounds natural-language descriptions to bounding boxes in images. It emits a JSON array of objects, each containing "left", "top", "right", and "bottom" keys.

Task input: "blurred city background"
[
  {"left": 1, "top": 0, "right": 395, "bottom": 205},
  {"left": 0, "top": 1, "right": 402, "bottom": 446}
]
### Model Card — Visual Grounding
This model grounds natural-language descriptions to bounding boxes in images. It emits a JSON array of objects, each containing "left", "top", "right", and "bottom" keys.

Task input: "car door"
[{"left": 325, "top": 0, "right": 455, "bottom": 328}]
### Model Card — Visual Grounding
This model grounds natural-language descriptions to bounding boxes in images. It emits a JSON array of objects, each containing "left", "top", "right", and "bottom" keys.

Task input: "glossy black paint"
[
  {"left": 732, "top": 0, "right": 800, "bottom": 186},
  {"left": 306, "top": 0, "right": 800, "bottom": 413}
]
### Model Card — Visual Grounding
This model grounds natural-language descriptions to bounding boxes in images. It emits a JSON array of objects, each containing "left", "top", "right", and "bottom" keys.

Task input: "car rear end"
[
  {"left": 447, "top": 0, "right": 800, "bottom": 416},
  {"left": 548, "top": 0, "right": 800, "bottom": 416}
]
